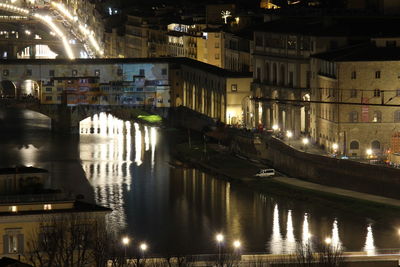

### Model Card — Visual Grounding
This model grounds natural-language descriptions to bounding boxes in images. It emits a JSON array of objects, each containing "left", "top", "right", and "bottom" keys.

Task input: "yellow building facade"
[{"left": 310, "top": 43, "right": 400, "bottom": 158}]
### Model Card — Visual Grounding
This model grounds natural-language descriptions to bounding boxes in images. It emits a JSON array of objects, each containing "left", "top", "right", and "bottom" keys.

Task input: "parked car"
[{"left": 255, "top": 169, "right": 275, "bottom": 177}]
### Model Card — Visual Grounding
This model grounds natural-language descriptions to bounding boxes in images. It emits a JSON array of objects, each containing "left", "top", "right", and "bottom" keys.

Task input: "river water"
[{"left": 0, "top": 108, "right": 400, "bottom": 255}]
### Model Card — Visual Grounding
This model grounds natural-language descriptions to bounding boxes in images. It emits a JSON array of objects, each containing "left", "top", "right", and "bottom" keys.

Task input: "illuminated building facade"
[
  {"left": 0, "top": 58, "right": 251, "bottom": 123},
  {"left": 251, "top": 17, "right": 400, "bottom": 136},
  {"left": 310, "top": 40, "right": 400, "bottom": 158}
]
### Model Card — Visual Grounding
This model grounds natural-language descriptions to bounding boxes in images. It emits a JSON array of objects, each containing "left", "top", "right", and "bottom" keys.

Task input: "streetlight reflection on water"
[{"left": 78, "top": 113, "right": 379, "bottom": 254}]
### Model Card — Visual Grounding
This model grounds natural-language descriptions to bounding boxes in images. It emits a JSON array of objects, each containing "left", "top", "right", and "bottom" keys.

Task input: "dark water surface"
[{"left": 1, "top": 108, "right": 400, "bottom": 255}]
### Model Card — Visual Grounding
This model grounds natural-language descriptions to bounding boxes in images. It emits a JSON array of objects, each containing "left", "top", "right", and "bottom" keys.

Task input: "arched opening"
[
  {"left": 0, "top": 80, "right": 16, "bottom": 98},
  {"left": 272, "top": 90, "right": 279, "bottom": 126},
  {"left": 371, "top": 140, "right": 380, "bottom": 150},
  {"left": 264, "top": 62, "right": 270, "bottom": 83},
  {"left": 272, "top": 63, "right": 277, "bottom": 85},
  {"left": 350, "top": 140, "right": 359, "bottom": 150},
  {"left": 280, "top": 64, "right": 285, "bottom": 86},
  {"left": 20, "top": 80, "right": 40, "bottom": 98}
]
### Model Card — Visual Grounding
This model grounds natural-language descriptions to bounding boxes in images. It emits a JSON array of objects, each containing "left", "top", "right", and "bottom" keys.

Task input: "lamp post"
[
  {"left": 216, "top": 233, "right": 224, "bottom": 266},
  {"left": 325, "top": 237, "right": 332, "bottom": 246},
  {"left": 302, "top": 138, "right": 309, "bottom": 152},
  {"left": 140, "top": 242, "right": 148, "bottom": 265},
  {"left": 272, "top": 124, "right": 278, "bottom": 136},
  {"left": 332, "top": 143, "right": 338, "bottom": 157},
  {"left": 286, "top": 131, "right": 293, "bottom": 146},
  {"left": 122, "top": 236, "right": 130, "bottom": 259},
  {"left": 366, "top": 148, "right": 373, "bottom": 163}
]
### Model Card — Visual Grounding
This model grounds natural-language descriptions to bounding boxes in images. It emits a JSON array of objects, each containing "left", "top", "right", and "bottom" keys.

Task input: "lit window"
[
  {"left": 44, "top": 204, "right": 52, "bottom": 210},
  {"left": 9, "top": 206, "right": 17, "bottom": 212}
]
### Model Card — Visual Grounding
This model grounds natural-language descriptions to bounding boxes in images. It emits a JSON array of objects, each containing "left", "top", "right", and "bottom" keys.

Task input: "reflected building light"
[
  {"left": 364, "top": 224, "right": 376, "bottom": 256},
  {"left": 285, "top": 210, "right": 296, "bottom": 253},
  {"left": 117, "top": 119, "right": 124, "bottom": 162},
  {"left": 125, "top": 121, "right": 132, "bottom": 190},
  {"left": 150, "top": 127, "right": 157, "bottom": 169},
  {"left": 269, "top": 204, "right": 283, "bottom": 254},
  {"left": 16, "top": 144, "right": 38, "bottom": 167},
  {"left": 302, "top": 213, "right": 311, "bottom": 246},
  {"left": 100, "top": 113, "right": 107, "bottom": 136},
  {"left": 144, "top": 126, "right": 150, "bottom": 151},
  {"left": 134, "top": 123, "right": 143, "bottom": 166},
  {"left": 331, "top": 219, "right": 342, "bottom": 249}
]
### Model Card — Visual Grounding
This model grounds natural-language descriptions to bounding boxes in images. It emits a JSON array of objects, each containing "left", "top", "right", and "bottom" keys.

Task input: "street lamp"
[
  {"left": 366, "top": 148, "right": 373, "bottom": 163},
  {"left": 272, "top": 124, "right": 279, "bottom": 131},
  {"left": 233, "top": 240, "right": 241, "bottom": 250},
  {"left": 140, "top": 242, "right": 147, "bottom": 255},
  {"left": 122, "top": 236, "right": 130, "bottom": 259},
  {"left": 332, "top": 143, "right": 338, "bottom": 157},
  {"left": 302, "top": 138, "right": 309, "bottom": 152},
  {"left": 216, "top": 233, "right": 224, "bottom": 266},
  {"left": 286, "top": 131, "right": 293, "bottom": 145},
  {"left": 325, "top": 237, "right": 332, "bottom": 245}
]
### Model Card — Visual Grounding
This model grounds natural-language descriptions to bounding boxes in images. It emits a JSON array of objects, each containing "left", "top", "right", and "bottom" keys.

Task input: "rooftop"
[
  {"left": 0, "top": 57, "right": 253, "bottom": 78},
  {"left": 312, "top": 43, "right": 400, "bottom": 62},
  {"left": 254, "top": 16, "right": 400, "bottom": 38}
]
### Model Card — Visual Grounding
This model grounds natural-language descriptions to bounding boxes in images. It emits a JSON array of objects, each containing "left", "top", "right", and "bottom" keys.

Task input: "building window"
[
  {"left": 215, "top": 42, "right": 220, "bottom": 48},
  {"left": 394, "top": 110, "right": 400, "bottom": 122},
  {"left": 139, "top": 69, "right": 145, "bottom": 76},
  {"left": 375, "top": 71, "right": 381, "bottom": 79},
  {"left": 351, "top": 71, "right": 356, "bottom": 79},
  {"left": 396, "top": 89, "right": 400, "bottom": 97},
  {"left": 350, "top": 89, "right": 357, "bottom": 98},
  {"left": 371, "top": 140, "right": 380, "bottom": 150},
  {"left": 9, "top": 206, "right": 17, "bottom": 212},
  {"left": 26, "top": 69, "right": 32, "bottom": 76},
  {"left": 44, "top": 204, "right": 52, "bottom": 210},
  {"left": 386, "top": 40, "right": 396, "bottom": 47},
  {"left": 350, "top": 141, "right": 359, "bottom": 150},
  {"left": 45, "top": 96, "right": 52, "bottom": 101},
  {"left": 4, "top": 230, "right": 24, "bottom": 254},
  {"left": 373, "top": 89, "right": 381, "bottom": 97},
  {"left": 349, "top": 111, "right": 358, "bottom": 122},
  {"left": 161, "top": 68, "right": 167, "bottom": 75},
  {"left": 231, "top": 84, "right": 237, "bottom": 92},
  {"left": 49, "top": 70, "right": 55, "bottom": 77},
  {"left": 372, "top": 111, "right": 382, "bottom": 122},
  {"left": 215, "top": 53, "right": 220, "bottom": 60},
  {"left": 94, "top": 70, "right": 100, "bottom": 76},
  {"left": 57, "top": 87, "right": 63, "bottom": 92},
  {"left": 3, "top": 69, "right": 9, "bottom": 76},
  {"left": 72, "top": 70, "right": 78, "bottom": 76},
  {"left": 215, "top": 33, "right": 220, "bottom": 38},
  {"left": 45, "top": 88, "right": 52, "bottom": 92}
]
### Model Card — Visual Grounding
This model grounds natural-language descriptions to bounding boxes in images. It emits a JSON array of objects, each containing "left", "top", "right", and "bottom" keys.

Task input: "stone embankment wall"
[{"left": 231, "top": 133, "right": 400, "bottom": 200}]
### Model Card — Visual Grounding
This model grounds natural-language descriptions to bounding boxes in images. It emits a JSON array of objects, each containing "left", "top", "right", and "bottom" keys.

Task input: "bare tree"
[{"left": 25, "top": 213, "right": 106, "bottom": 267}]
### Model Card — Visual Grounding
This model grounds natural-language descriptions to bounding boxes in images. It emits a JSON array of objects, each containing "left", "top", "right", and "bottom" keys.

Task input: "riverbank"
[{"left": 173, "top": 139, "right": 400, "bottom": 219}]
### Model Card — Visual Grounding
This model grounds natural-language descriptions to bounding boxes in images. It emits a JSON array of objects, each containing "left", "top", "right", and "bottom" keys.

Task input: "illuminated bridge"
[{"left": 0, "top": 1, "right": 104, "bottom": 59}]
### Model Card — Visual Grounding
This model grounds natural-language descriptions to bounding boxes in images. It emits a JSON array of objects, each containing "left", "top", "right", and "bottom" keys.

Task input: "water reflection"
[
  {"left": 270, "top": 204, "right": 283, "bottom": 254},
  {"left": 331, "top": 219, "right": 342, "bottom": 249},
  {"left": 285, "top": 210, "right": 296, "bottom": 253},
  {"left": 302, "top": 213, "right": 311, "bottom": 246},
  {"left": 79, "top": 113, "right": 158, "bottom": 234},
  {"left": 364, "top": 224, "right": 376, "bottom": 256}
]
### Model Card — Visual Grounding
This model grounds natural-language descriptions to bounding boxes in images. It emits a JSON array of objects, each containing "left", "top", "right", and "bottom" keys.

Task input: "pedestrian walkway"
[{"left": 273, "top": 176, "right": 400, "bottom": 208}]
